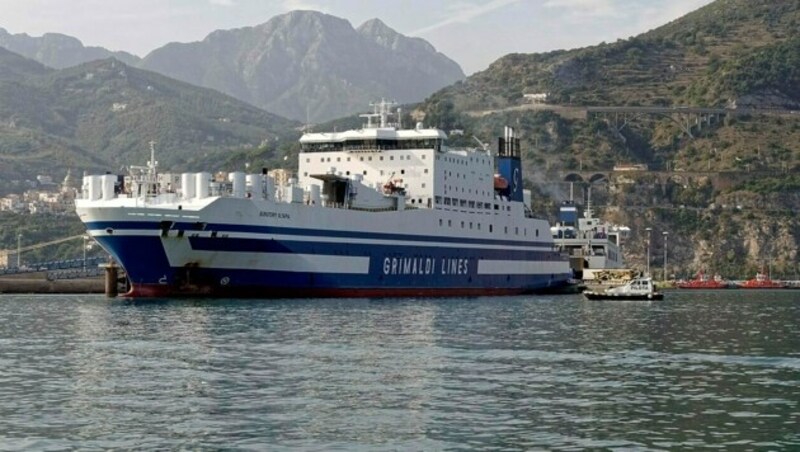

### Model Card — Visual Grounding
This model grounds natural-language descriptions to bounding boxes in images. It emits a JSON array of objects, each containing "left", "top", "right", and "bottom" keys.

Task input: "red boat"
[
  {"left": 738, "top": 271, "right": 786, "bottom": 289},
  {"left": 677, "top": 272, "right": 729, "bottom": 289}
]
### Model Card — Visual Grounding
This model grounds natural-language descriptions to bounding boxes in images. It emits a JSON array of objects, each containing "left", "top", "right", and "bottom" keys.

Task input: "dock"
[{"left": 0, "top": 272, "right": 105, "bottom": 294}]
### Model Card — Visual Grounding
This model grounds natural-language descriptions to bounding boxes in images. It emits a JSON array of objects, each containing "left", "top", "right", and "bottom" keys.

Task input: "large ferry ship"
[{"left": 75, "top": 101, "right": 571, "bottom": 297}]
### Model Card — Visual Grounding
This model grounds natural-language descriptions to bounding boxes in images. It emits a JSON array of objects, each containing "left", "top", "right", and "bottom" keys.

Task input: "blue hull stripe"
[
  {"left": 85, "top": 220, "right": 554, "bottom": 249},
  {"left": 188, "top": 237, "right": 560, "bottom": 260}
]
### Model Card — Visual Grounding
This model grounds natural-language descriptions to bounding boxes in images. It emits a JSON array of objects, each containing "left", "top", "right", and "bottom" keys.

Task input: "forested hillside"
[
  {"left": 0, "top": 53, "right": 299, "bottom": 193},
  {"left": 416, "top": 0, "right": 800, "bottom": 278}
]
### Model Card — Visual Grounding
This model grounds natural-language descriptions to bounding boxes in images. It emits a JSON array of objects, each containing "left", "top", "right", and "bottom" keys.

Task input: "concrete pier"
[{"left": 0, "top": 272, "right": 104, "bottom": 294}]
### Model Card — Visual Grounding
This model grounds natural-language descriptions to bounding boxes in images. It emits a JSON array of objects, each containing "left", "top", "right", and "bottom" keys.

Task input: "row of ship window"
[
  {"left": 302, "top": 139, "right": 443, "bottom": 152},
  {"left": 436, "top": 196, "right": 511, "bottom": 211},
  {"left": 302, "top": 169, "right": 428, "bottom": 179},
  {"left": 437, "top": 219, "right": 539, "bottom": 237},
  {"left": 444, "top": 186, "right": 491, "bottom": 196},
  {"left": 436, "top": 155, "right": 491, "bottom": 166},
  {"left": 308, "top": 154, "right": 424, "bottom": 163}
]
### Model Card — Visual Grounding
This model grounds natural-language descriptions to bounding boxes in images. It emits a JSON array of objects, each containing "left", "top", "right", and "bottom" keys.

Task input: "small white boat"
[{"left": 583, "top": 277, "right": 663, "bottom": 300}]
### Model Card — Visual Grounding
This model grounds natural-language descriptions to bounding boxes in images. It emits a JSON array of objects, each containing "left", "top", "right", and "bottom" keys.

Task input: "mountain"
[
  {"left": 0, "top": 50, "right": 299, "bottom": 192},
  {"left": 415, "top": 0, "right": 800, "bottom": 277},
  {"left": 139, "top": 11, "right": 464, "bottom": 122},
  {"left": 0, "top": 46, "right": 52, "bottom": 81},
  {"left": 0, "top": 27, "right": 140, "bottom": 68}
]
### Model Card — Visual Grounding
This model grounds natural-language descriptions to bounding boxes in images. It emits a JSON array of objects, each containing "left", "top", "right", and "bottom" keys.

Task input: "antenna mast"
[{"left": 147, "top": 141, "right": 158, "bottom": 177}]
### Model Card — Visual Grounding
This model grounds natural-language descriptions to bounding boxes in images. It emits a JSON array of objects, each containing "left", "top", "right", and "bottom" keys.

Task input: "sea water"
[{"left": 0, "top": 291, "right": 798, "bottom": 450}]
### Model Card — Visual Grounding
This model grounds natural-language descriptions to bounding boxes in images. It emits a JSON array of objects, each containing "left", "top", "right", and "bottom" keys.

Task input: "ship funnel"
[{"left": 495, "top": 126, "right": 523, "bottom": 202}]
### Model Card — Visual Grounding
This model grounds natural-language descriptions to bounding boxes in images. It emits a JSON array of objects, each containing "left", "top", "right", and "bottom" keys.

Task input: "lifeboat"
[{"left": 493, "top": 174, "right": 508, "bottom": 190}]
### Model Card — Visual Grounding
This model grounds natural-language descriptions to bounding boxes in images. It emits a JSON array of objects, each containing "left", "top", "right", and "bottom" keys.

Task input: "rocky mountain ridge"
[
  {"left": 0, "top": 13, "right": 464, "bottom": 124},
  {"left": 139, "top": 11, "right": 464, "bottom": 122},
  {"left": 0, "top": 27, "right": 140, "bottom": 69}
]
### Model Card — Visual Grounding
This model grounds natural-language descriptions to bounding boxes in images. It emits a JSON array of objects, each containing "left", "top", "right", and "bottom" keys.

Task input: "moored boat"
[
  {"left": 75, "top": 101, "right": 572, "bottom": 298},
  {"left": 738, "top": 271, "right": 786, "bottom": 289},
  {"left": 677, "top": 271, "right": 730, "bottom": 289},
  {"left": 583, "top": 276, "right": 663, "bottom": 300}
]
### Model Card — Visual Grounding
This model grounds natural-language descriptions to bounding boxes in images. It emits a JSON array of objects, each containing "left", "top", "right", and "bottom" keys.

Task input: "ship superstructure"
[
  {"left": 76, "top": 101, "right": 571, "bottom": 297},
  {"left": 550, "top": 187, "right": 629, "bottom": 281}
]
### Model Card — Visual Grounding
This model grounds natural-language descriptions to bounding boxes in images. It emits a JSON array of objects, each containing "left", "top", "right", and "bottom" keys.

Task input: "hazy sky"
[{"left": 0, "top": 0, "right": 714, "bottom": 74}]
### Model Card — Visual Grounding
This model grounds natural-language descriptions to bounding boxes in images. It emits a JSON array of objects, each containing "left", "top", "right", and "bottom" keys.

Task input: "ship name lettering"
[
  {"left": 440, "top": 258, "right": 469, "bottom": 275},
  {"left": 259, "top": 211, "right": 290, "bottom": 219},
  {"left": 383, "top": 257, "right": 436, "bottom": 276}
]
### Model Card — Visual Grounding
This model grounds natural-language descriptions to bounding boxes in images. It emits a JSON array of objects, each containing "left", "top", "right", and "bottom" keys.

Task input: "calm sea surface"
[{"left": 0, "top": 291, "right": 798, "bottom": 450}]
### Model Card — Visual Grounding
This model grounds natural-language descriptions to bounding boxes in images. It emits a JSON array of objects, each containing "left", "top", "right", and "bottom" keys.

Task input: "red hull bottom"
[
  {"left": 677, "top": 285, "right": 729, "bottom": 289},
  {"left": 738, "top": 285, "right": 787, "bottom": 289},
  {"left": 125, "top": 283, "right": 568, "bottom": 299}
]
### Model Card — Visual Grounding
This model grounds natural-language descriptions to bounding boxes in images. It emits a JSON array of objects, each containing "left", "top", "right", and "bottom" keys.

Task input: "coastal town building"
[{"left": 0, "top": 170, "right": 77, "bottom": 215}]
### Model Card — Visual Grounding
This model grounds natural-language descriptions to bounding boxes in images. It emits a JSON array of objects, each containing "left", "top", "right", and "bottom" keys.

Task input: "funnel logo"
[{"left": 513, "top": 168, "right": 520, "bottom": 192}]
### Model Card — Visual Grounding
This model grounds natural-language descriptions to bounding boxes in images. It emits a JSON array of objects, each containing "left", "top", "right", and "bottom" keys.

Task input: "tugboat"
[
  {"left": 583, "top": 276, "right": 663, "bottom": 300},
  {"left": 677, "top": 271, "right": 730, "bottom": 289},
  {"left": 738, "top": 270, "right": 786, "bottom": 289}
]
